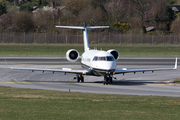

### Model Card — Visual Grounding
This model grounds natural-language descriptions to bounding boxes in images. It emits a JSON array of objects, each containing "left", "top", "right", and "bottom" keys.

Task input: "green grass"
[
  {"left": 0, "top": 44, "right": 180, "bottom": 56},
  {"left": 0, "top": 86, "right": 180, "bottom": 120},
  {"left": 174, "top": 80, "right": 180, "bottom": 84}
]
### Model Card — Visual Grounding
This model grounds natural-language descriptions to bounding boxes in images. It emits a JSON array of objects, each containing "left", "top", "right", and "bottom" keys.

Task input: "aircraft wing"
[
  {"left": 114, "top": 57, "right": 177, "bottom": 74},
  {"left": 8, "top": 67, "right": 88, "bottom": 74}
]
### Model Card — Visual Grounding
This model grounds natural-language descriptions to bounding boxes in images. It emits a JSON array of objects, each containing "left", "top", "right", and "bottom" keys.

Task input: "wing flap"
[
  {"left": 115, "top": 68, "right": 175, "bottom": 74},
  {"left": 8, "top": 67, "right": 88, "bottom": 74}
]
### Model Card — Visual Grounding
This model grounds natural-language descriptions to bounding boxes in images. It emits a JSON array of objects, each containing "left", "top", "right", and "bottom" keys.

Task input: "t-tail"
[{"left": 56, "top": 22, "right": 109, "bottom": 52}]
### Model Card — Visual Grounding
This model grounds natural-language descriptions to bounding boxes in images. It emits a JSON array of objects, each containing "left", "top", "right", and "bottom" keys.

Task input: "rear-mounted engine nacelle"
[
  {"left": 66, "top": 49, "right": 79, "bottom": 62},
  {"left": 107, "top": 49, "right": 119, "bottom": 60}
]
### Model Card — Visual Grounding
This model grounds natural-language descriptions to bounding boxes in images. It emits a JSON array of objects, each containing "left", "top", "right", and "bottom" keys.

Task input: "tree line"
[{"left": 0, "top": 0, "right": 180, "bottom": 34}]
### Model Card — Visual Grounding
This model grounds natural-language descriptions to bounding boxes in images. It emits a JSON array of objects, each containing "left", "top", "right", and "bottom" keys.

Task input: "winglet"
[{"left": 174, "top": 57, "right": 178, "bottom": 70}]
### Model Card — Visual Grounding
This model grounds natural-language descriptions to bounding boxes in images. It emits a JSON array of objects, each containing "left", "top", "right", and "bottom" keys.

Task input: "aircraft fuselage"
[{"left": 81, "top": 50, "right": 116, "bottom": 76}]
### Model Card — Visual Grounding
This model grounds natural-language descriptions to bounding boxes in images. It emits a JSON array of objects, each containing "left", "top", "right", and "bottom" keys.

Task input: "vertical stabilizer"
[
  {"left": 83, "top": 28, "right": 90, "bottom": 51},
  {"left": 83, "top": 23, "right": 90, "bottom": 52},
  {"left": 56, "top": 23, "right": 109, "bottom": 52}
]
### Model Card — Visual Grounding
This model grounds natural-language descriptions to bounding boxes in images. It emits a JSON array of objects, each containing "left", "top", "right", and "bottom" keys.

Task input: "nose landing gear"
[{"left": 103, "top": 75, "right": 113, "bottom": 85}]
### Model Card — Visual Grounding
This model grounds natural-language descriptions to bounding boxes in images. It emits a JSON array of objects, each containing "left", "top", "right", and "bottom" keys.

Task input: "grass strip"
[
  {"left": 0, "top": 44, "right": 180, "bottom": 56},
  {"left": 0, "top": 86, "right": 180, "bottom": 120},
  {"left": 174, "top": 80, "right": 180, "bottom": 84}
]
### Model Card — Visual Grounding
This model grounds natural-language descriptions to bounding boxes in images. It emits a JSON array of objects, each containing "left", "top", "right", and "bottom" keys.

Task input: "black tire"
[
  {"left": 81, "top": 77, "right": 84, "bottom": 82},
  {"left": 106, "top": 77, "right": 109, "bottom": 85},
  {"left": 110, "top": 77, "right": 112, "bottom": 83},
  {"left": 77, "top": 77, "right": 80, "bottom": 82},
  {"left": 103, "top": 82, "right": 106, "bottom": 85}
]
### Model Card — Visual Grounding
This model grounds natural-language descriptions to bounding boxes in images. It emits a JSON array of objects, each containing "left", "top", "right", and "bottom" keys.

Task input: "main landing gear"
[
  {"left": 76, "top": 74, "right": 84, "bottom": 83},
  {"left": 103, "top": 75, "right": 113, "bottom": 85}
]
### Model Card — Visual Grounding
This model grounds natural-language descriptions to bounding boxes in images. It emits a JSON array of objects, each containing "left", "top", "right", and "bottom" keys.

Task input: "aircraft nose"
[
  {"left": 93, "top": 61, "right": 116, "bottom": 70},
  {"left": 107, "top": 62, "right": 116, "bottom": 70}
]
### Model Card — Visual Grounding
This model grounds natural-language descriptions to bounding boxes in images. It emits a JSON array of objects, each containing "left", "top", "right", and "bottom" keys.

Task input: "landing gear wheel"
[
  {"left": 103, "top": 81, "right": 106, "bottom": 85},
  {"left": 104, "top": 75, "right": 109, "bottom": 85},
  {"left": 109, "top": 77, "right": 112, "bottom": 83},
  {"left": 77, "top": 76, "right": 80, "bottom": 82},
  {"left": 77, "top": 74, "right": 84, "bottom": 83},
  {"left": 81, "top": 76, "right": 84, "bottom": 82},
  {"left": 106, "top": 78, "right": 109, "bottom": 85}
]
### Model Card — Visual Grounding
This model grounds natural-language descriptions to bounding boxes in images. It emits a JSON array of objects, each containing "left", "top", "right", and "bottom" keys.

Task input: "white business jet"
[{"left": 9, "top": 23, "right": 177, "bottom": 85}]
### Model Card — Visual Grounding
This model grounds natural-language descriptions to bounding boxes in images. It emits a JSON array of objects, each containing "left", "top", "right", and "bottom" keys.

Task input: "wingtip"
[{"left": 174, "top": 57, "right": 178, "bottom": 70}]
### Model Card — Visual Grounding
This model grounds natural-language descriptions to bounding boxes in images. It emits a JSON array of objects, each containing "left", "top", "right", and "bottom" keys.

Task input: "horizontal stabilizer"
[
  {"left": 86, "top": 26, "right": 109, "bottom": 29},
  {"left": 55, "top": 26, "right": 84, "bottom": 29},
  {"left": 55, "top": 26, "right": 109, "bottom": 30},
  {"left": 56, "top": 23, "right": 109, "bottom": 52}
]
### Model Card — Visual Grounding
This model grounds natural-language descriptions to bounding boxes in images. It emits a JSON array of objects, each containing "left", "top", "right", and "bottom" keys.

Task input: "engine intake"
[
  {"left": 107, "top": 49, "right": 119, "bottom": 60},
  {"left": 66, "top": 49, "right": 79, "bottom": 62}
]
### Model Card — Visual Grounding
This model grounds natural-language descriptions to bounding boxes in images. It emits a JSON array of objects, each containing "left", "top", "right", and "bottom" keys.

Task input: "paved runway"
[
  {"left": 0, "top": 57, "right": 180, "bottom": 97},
  {"left": 0, "top": 56, "right": 179, "bottom": 65}
]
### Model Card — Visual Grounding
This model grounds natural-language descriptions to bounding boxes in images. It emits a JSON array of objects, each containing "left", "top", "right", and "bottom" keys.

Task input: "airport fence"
[{"left": 0, "top": 32, "right": 180, "bottom": 44}]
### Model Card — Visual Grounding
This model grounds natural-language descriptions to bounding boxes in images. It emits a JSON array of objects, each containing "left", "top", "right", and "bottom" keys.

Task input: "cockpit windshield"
[
  {"left": 93, "top": 56, "right": 114, "bottom": 61},
  {"left": 106, "top": 56, "right": 114, "bottom": 61}
]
